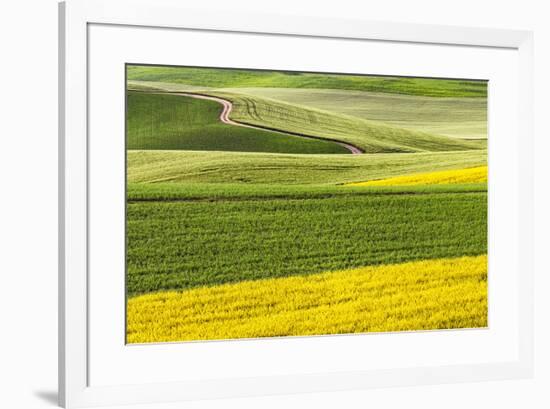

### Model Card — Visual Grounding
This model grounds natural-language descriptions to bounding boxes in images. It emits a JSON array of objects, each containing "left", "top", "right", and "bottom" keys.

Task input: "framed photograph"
[{"left": 59, "top": 0, "right": 534, "bottom": 407}]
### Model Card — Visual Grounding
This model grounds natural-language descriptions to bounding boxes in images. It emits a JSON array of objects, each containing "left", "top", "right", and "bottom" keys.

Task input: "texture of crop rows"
[
  {"left": 127, "top": 91, "right": 349, "bottom": 154},
  {"left": 228, "top": 87, "right": 487, "bottom": 139},
  {"left": 127, "top": 149, "right": 487, "bottom": 185},
  {"left": 127, "top": 191, "right": 487, "bottom": 296},
  {"left": 127, "top": 255, "right": 487, "bottom": 343},
  {"left": 210, "top": 91, "right": 485, "bottom": 153}
]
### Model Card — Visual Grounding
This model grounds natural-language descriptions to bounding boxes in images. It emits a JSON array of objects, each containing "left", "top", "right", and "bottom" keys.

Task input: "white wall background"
[{"left": 0, "top": 0, "right": 548, "bottom": 408}]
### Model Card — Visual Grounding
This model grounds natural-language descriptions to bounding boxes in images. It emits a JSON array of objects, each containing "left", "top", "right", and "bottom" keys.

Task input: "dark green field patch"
[
  {"left": 127, "top": 192, "right": 487, "bottom": 296},
  {"left": 127, "top": 92, "right": 349, "bottom": 154},
  {"left": 127, "top": 181, "right": 488, "bottom": 202}
]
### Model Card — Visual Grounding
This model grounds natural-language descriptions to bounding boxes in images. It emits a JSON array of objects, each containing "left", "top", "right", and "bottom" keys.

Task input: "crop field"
[
  {"left": 127, "top": 91, "right": 349, "bottom": 154},
  {"left": 127, "top": 190, "right": 486, "bottom": 295},
  {"left": 128, "top": 86, "right": 485, "bottom": 153},
  {"left": 125, "top": 65, "right": 488, "bottom": 343},
  {"left": 127, "top": 66, "right": 487, "bottom": 97},
  {"left": 227, "top": 87, "right": 487, "bottom": 139},
  {"left": 209, "top": 91, "right": 485, "bottom": 152},
  {"left": 128, "top": 255, "right": 487, "bottom": 343},
  {"left": 347, "top": 166, "right": 488, "bottom": 186},
  {"left": 126, "top": 150, "right": 486, "bottom": 185}
]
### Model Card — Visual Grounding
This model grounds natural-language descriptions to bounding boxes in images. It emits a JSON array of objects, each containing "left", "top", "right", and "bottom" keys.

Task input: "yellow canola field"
[
  {"left": 127, "top": 255, "right": 488, "bottom": 343},
  {"left": 346, "top": 166, "right": 487, "bottom": 187}
]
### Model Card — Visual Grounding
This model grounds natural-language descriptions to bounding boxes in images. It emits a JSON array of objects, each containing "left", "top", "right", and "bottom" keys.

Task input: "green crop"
[
  {"left": 127, "top": 65, "right": 487, "bottom": 97},
  {"left": 127, "top": 91, "right": 349, "bottom": 154},
  {"left": 127, "top": 189, "right": 487, "bottom": 296},
  {"left": 127, "top": 149, "right": 486, "bottom": 185},
  {"left": 230, "top": 87, "right": 487, "bottom": 139}
]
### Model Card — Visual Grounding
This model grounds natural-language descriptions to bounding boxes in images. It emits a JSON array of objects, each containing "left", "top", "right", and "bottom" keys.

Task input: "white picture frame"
[{"left": 59, "top": 0, "right": 534, "bottom": 407}]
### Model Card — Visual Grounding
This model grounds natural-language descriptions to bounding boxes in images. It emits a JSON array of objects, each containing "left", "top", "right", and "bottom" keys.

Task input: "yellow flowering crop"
[
  {"left": 127, "top": 255, "right": 487, "bottom": 343},
  {"left": 346, "top": 166, "right": 487, "bottom": 187}
]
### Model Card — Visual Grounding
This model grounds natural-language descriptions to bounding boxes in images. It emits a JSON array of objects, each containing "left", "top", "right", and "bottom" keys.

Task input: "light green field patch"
[
  {"left": 207, "top": 91, "right": 485, "bottom": 152},
  {"left": 128, "top": 80, "right": 212, "bottom": 93},
  {"left": 127, "top": 149, "right": 487, "bottom": 185},
  {"left": 127, "top": 66, "right": 487, "bottom": 97},
  {"left": 227, "top": 88, "right": 487, "bottom": 140}
]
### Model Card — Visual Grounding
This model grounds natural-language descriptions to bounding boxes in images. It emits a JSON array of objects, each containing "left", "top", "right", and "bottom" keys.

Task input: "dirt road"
[{"left": 170, "top": 92, "right": 364, "bottom": 154}]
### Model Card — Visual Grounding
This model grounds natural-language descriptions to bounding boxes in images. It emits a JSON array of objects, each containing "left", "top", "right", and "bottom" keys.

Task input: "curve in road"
[{"left": 167, "top": 92, "right": 364, "bottom": 154}]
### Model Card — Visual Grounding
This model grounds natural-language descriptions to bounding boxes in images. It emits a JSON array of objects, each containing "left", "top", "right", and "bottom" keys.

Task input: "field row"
[
  {"left": 228, "top": 87, "right": 487, "bottom": 139},
  {"left": 127, "top": 149, "right": 487, "bottom": 185},
  {"left": 127, "top": 67, "right": 488, "bottom": 97},
  {"left": 127, "top": 191, "right": 487, "bottom": 295},
  {"left": 127, "top": 181, "right": 488, "bottom": 202},
  {"left": 127, "top": 255, "right": 487, "bottom": 343}
]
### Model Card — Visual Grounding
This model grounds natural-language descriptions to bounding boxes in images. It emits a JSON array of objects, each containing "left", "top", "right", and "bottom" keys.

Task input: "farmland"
[
  {"left": 127, "top": 189, "right": 486, "bottom": 296},
  {"left": 229, "top": 87, "right": 487, "bottom": 139},
  {"left": 203, "top": 91, "right": 485, "bottom": 152},
  {"left": 126, "top": 149, "right": 486, "bottom": 185},
  {"left": 127, "top": 91, "right": 349, "bottom": 154},
  {"left": 127, "top": 66, "right": 488, "bottom": 97},
  {"left": 347, "top": 166, "right": 488, "bottom": 186},
  {"left": 125, "top": 65, "right": 488, "bottom": 343},
  {"left": 128, "top": 255, "right": 487, "bottom": 343}
]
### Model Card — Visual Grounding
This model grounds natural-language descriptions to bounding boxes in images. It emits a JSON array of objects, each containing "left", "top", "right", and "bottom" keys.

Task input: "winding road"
[{"left": 166, "top": 92, "right": 364, "bottom": 154}]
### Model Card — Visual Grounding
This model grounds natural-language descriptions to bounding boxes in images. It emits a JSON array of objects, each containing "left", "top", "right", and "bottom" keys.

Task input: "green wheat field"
[{"left": 125, "top": 65, "right": 488, "bottom": 343}]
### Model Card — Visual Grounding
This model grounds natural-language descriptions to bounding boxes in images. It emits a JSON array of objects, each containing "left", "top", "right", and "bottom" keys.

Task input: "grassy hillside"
[
  {"left": 127, "top": 65, "right": 487, "bottom": 97},
  {"left": 127, "top": 91, "right": 349, "bottom": 154},
  {"left": 207, "top": 91, "right": 485, "bottom": 153},
  {"left": 126, "top": 83, "right": 486, "bottom": 153},
  {"left": 230, "top": 88, "right": 487, "bottom": 139},
  {"left": 125, "top": 65, "right": 489, "bottom": 342},
  {"left": 127, "top": 150, "right": 487, "bottom": 185},
  {"left": 127, "top": 190, "right": 486, "bottom": 296}
]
